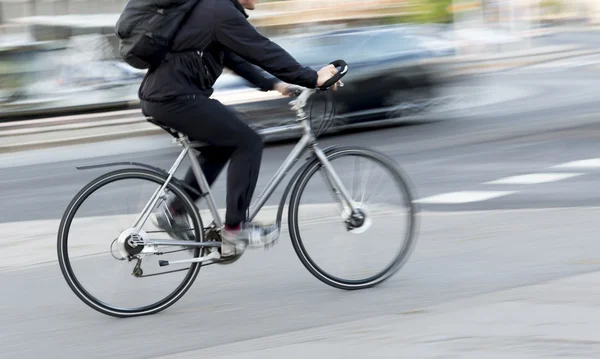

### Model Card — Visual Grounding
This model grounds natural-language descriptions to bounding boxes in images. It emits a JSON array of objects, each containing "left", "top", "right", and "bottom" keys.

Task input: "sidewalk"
[
  {"left": 4, "top": 195, "right": 600, "bottom": 357},
  {"left": 155, "top": 269, "right": 600, "bottom": 358},
  {"left": 143, "top": 206, "right": 600, "bottom": 358}
]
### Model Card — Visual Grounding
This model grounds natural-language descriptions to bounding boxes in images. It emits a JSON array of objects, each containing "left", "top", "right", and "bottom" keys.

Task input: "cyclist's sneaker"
[
  {"left": 221, "top": 222, "right": 280, "bottom": 249},
  {"left": 152, "top": 203, "right": 194, "bottom": 242}
]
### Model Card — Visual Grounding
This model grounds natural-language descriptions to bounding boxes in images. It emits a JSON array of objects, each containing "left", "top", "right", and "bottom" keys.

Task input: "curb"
[
  {"left": 0, "top": 127, "right": 163, "bottom": 154},
  {"left": 0, "top": 100, "right": 141, "bottom": 122},
  {"left": 0, "top": 116, "right": 144, "bottom": 137},
  {"left": 3, "top": 111, "right": 600, "bottom": 155},
  {"left": 0, "top": 108, "right": 142, "bottom": 131}
]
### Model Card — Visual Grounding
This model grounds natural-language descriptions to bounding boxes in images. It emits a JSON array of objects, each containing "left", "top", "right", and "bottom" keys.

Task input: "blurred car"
[
  {"left": 56, "top": 60, "right": 146, "bottom": 91},
  {"left": 213, "top": 25, "right": 457, "bottom": 138}
]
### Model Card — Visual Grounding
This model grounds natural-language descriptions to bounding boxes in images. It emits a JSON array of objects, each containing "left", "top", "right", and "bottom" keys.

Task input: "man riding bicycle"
[{"left": 139, "top": 0, "right": 341, "bottom": 250}]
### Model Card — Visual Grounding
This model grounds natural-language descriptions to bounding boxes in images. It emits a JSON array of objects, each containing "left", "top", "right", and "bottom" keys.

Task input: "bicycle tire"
[
  {"left": 57, "top": 168, "right": 204, "bottom": 318},
  {"left": 288, "top": 146, "right": 419, "bottom": 290}
]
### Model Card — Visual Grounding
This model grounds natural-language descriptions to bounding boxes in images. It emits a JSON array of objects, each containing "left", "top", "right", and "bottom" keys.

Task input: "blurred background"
[
  {"left": 1, "top": 0, "right": 598, "bottom": 122},
  {"left": 2, "top": 1, "right": 600, "bottom": 358}
]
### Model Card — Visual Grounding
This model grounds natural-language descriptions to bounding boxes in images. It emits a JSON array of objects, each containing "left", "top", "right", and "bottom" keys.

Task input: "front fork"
[{"left": 312, "top": 146, "right": 365, "bottom": 229}]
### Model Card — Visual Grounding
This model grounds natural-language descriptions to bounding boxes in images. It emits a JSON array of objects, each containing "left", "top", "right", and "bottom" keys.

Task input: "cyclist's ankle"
[{"left": 224, "top": 224, "right": 241, "bottom": 231}]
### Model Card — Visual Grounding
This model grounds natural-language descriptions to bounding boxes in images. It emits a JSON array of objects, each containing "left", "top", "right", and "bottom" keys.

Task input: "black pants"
[{"left": 141, "top": 95, "right": 263, "bottom": 227}]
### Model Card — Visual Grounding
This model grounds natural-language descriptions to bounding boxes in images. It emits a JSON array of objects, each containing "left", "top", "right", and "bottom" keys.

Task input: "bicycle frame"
[{"left": 131, "top": 88, "right": 358, "bottom": 235}]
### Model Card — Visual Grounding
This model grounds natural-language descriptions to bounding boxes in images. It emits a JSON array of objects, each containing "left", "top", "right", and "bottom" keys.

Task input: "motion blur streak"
[{"left": 2, "top": 0, "right": 600, "bottom": 358}]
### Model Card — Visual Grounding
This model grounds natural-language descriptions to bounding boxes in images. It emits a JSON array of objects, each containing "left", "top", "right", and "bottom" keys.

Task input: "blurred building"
[
  {"left": 2, "top": 0, "right": 599, "bottom": 38},
  {"left": 1, "top": 0, "right": 410, "bottom": 27},
  {"left": 0, "top": 0, "right": 414, "bottom": 51}
]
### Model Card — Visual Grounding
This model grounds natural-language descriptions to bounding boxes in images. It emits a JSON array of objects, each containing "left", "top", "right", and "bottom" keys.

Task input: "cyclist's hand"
[
  {"left": 273, "top": 81, "right": 292, "bottom": 96},
  {"left": 316, "top": 64, "right": 343, "bottom": 90}
]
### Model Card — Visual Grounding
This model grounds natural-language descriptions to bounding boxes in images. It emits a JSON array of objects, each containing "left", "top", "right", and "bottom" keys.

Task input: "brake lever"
[{"left": 289, "top": 87, "right": 315, "bottom": 111}]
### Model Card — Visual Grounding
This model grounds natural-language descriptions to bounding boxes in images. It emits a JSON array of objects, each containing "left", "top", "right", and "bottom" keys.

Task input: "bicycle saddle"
[
  {"left": 145, "top": 116, "right": 180, "bottom": 139},
  {"left": 145, "top": 116, "right": 209, "bottom": 148}
]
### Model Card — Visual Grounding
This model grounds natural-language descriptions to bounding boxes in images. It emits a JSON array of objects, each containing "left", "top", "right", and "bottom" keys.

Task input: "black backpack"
[{"left": 115, "top": 0, "right": 201, "bottom": 69}]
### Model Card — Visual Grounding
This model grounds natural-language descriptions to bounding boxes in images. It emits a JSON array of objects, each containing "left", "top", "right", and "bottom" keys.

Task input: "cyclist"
[{"left": 139, "top": 0, "right": 341, "bottom": 250}]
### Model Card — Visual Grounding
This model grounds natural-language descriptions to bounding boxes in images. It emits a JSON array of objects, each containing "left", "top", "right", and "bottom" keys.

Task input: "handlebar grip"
[{"left": 319, "top": 59, "right": 348, "bottom": 90}]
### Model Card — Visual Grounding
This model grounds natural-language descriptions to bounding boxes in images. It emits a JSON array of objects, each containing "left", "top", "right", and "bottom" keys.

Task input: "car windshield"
[
  {"left": 278, "top": 33, "right": 372, "bottom": 65},
  {"left": 277, "top": 30, "right": 423, "bottom": 65}
]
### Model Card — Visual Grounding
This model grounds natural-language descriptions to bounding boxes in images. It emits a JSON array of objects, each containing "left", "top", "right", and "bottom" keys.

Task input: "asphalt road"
[
  {"left": 2, "top": 63, "right": 600, "bottom": 222},
  {"left": 1, "top": 62, "right": 600, "bottom": 358}
]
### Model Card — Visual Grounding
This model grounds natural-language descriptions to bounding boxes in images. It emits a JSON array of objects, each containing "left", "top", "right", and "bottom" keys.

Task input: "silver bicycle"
[{"left": 57, "top": 60, "right": 419, "bottom": 318}]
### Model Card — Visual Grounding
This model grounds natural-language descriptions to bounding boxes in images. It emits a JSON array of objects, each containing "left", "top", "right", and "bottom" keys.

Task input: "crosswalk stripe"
[
  {"left": 484, "top": 173, "right": 584, "bottom": 185},
  {"left": 552, "top": 158, "right": 600, "bottom": 169},
  {"left": 413, "top": 191, "right": 516, "bottom": 204}
]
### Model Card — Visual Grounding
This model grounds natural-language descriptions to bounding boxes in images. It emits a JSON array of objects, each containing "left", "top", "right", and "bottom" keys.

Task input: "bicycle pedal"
[
  {"left": 263, "top": 238, "right": 280, "bottom": 251},
  {"left": 220, "top": 242, "right": 236, "bottom": 257},
  {"left": 221, "top": 241, "right": 246, "bottom": 257}
]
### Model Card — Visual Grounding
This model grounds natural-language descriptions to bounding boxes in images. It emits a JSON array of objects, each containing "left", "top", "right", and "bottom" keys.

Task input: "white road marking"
[
  {"left": 413, "top": 191, "right": 516, "bottom": 204},
  {"left": 552, "top": 158, "right": 600, "bottom": 169},
  {"left": 415, "top": 157, "right": 598, "bottom": 205},
  {"left": 420, "top": 205, "right": 600, "bottom": 216},
  {"left": 484, "top": 173, "right": 584, "bottom": 185}
]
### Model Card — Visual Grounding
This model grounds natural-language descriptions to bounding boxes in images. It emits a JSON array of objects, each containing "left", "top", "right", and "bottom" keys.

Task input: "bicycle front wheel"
[
  {"left": 57, "top": 168, "right": 205, "bottom": 318},
  {"left": 288, "top": 147, "right": 418, "bottom": 290}
]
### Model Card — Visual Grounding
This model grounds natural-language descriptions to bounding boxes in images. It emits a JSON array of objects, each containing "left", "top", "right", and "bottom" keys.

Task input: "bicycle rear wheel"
[
  {"left": 288, "top": 147, "right": 418, "bottom": 290},
  {"left": 57, "top": 168, "right": 205, "bottom": 317}
]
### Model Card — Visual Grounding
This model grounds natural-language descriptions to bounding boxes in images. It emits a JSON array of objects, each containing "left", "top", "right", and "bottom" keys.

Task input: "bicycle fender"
[
  {"left": 76, "top": 161, "right": 168, "bottom": 174},
  {"left": 76, "top": 161, "right": 202, "bottom": 198}
]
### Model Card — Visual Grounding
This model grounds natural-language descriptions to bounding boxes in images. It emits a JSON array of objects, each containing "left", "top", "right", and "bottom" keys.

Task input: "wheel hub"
[
  {"left": 115, "top": 228, "right": 149, "bottom": 259},
  {"left": 345, "top": 207, "right": 372, "bottom": 234}
]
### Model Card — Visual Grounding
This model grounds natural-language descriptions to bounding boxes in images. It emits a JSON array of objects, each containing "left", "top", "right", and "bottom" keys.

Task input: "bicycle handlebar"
[
  {"left": 287, "top": 60, "right": 349, "bottom": 111},
  {"left": 319, "top": 60, "right": 348, "bottom": 90}
]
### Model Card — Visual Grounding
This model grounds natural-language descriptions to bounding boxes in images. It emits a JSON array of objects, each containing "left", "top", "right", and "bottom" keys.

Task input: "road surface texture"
[{"left": 1, "top": 60, "right": 600, "bottom": 358}]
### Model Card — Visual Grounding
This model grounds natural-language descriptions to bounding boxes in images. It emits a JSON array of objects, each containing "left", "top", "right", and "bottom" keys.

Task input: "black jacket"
[{"left": 138, "top": 0, "right": 318, "bottom": 102}]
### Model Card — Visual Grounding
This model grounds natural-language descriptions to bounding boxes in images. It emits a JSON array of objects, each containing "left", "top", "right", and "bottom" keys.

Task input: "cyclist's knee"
[{"left": 242, "top": 129, "right": 263, "bottom": 153}]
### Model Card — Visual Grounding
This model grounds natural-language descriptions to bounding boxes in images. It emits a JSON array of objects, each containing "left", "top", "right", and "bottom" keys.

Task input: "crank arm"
[{"left": 159, "top": 250, "right": 221, "bottom": 267}]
